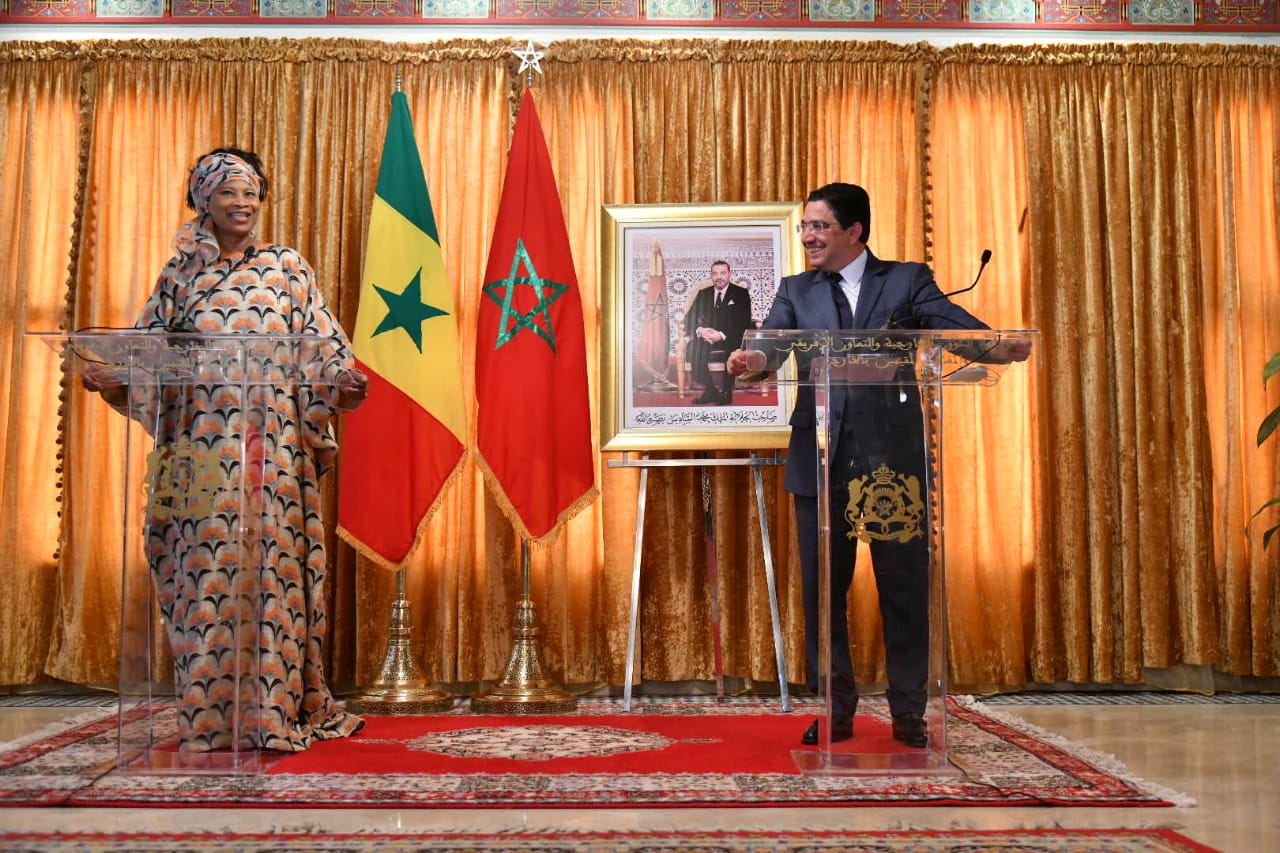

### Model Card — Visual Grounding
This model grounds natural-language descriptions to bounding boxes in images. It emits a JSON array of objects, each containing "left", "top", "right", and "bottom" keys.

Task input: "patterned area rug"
[
  {"left": 981, "top": 691, "right": 1280, "bottom": 705},
  {"left": 4, "top": 690, "right": 1277, "bottom": 708},
  {"left": 0, "top": 697, "right": 1192, "bottom": 808},
  {"left": 0, "top": 829, "right": 1222, "bottom": 852}
]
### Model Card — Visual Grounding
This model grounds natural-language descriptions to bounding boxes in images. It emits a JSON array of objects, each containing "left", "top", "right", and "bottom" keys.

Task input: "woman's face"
[{"left": 206, "top": 177, "right": 261, "bottom": 246}]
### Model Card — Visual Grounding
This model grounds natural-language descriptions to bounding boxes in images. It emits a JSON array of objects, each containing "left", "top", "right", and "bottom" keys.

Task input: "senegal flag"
[{"left": 338, "top": 90, "right": 465, "bottom": 569}]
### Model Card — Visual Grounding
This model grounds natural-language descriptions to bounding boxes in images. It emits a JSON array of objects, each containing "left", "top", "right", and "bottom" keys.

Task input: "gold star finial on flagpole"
[{"left": 513, "top": 39, "right": 545, "bottom": 88}]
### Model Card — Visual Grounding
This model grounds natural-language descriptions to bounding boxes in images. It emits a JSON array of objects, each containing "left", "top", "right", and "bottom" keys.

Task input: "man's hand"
[
  {"left": 991, "top": 338, "right": 1032, "bottom": 362},
  {"left": 726, "top": 348, "right": 766, "bottom": 377},
  {"left": 335, "top": 367, "right": 370, "bottom": 411}
]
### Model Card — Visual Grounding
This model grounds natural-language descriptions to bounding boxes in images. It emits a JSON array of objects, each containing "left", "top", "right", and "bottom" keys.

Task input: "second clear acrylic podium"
[
  {"left": 36, "top": 331, "right": 349, "bottom": 775},
  {"left": 743, "top": 328, "right": 1036, "bottom": 775}
]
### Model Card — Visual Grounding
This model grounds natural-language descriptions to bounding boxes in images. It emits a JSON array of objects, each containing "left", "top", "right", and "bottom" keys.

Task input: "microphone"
[{"left": 886, "top": 249, "right": 992, "bottom": 329}]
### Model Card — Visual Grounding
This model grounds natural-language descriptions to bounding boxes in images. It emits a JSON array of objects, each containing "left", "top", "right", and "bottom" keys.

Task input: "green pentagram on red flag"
[{"left": 482, "top": 238, "right": 568, "bottom": 352}]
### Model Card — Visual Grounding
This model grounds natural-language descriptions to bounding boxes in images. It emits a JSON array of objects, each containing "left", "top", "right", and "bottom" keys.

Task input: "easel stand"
[{"left": 607, "top": 451, "right": 791, "bottom": 713}]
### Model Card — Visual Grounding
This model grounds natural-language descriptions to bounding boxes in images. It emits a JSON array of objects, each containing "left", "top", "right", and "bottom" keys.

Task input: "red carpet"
[
  {"left": 280, "top": 708, "right": 875, "bottom": 776},
  {"left": 0, "top": 828, "right": 1221, "bottom": 852},
  {"left": 0, "top": 697, "right": 1191, "bottom": 808}
]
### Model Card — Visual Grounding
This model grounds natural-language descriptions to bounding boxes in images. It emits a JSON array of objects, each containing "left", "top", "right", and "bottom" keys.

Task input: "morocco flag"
[
  {"left": 475, "top": 88, "right": 595, "bottom": 542},
  {"left": 338, "top": 91, "right": 466, "bottom": 569}
]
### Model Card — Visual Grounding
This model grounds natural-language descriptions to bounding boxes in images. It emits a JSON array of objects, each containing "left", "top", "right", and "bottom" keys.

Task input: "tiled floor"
[{"left": 1, "top": 702, "right": 1277, "bottom": 851}]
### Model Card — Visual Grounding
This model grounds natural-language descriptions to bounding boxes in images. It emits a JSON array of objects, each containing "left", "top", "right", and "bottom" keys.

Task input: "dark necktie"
[
  {"left": 827, "top": 272, "right": 853, "bottom": 329},
  {"left": 714, "top": 291, "right": 722, "bottom": 309}
]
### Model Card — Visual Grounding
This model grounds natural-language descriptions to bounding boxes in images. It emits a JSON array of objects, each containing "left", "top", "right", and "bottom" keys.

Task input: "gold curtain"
[
  {"left": 929, "top": 54, "right": 1038, "bottom": 691},
  {"left": 0, "top": 55, "right": 83, "bottom": 684},
  {"left": 0, "top": 38, "right": 1276, "bottom": 695}
]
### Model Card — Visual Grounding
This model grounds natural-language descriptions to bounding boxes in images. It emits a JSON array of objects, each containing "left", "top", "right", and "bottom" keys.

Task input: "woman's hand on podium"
[{"left": 80, "top": 363, "right": 128, "bottom": 407}]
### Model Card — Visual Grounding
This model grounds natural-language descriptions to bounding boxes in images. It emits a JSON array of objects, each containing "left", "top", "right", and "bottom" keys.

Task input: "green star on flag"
[
  {"left": 372, "top": 267, "right": 448, "bottom": 353},
  {"left": 482, "top": 238, "right": 568, "bottom": 352}
]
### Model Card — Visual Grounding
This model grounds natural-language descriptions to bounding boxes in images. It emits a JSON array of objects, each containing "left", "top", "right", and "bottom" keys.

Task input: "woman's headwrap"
[{"left": 166, "top": 151, "right": 264, "bottom": 282}]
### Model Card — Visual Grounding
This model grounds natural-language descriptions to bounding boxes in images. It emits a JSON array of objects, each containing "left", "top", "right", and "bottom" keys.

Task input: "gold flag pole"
[
  {"left": 345, "top": 569, "right": 453, "bottom": 715},
  {"left": 470, "top": 537, "right": 576, "bottom": 714}
]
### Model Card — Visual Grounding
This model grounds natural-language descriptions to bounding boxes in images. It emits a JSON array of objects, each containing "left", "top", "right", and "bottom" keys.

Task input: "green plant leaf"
[
  {"left": 1250, "top": 496, "right": 1280, "bottom": 517},
  {"left": 1248, "top": 498, "right": 1280, "bottom": 549},
  {"left": 1250, "top": 353, "right": 1280, "bottom": 550},
  {"left": 1264, "top": 352, "right": 1280, "bottom": 385},
  {"left": 1259, "top": 406, "right": 1280, "bottom": 447}
]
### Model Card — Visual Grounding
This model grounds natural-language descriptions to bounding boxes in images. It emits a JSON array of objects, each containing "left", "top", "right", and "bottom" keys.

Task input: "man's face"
[
  {"left": 711, "top": 263, "right": 731, "bottom": 288},
  {"left": 801, "top": 200, "right": 863, "bottom": 272}
]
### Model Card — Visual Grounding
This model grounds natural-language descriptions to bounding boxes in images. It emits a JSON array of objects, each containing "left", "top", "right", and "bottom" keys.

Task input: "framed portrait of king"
[{"left": 599, "top": 202, "right": 804, "bottom": 451}]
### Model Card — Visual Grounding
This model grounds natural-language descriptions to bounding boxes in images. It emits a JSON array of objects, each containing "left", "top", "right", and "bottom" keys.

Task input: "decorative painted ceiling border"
[{"left": 1, "top": 1, "right": 1277, "bottom": 34}]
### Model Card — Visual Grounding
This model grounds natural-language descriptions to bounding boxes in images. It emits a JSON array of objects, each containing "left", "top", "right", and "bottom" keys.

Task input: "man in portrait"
[{"left": 683, "top": 259, "right": 752, "bottom": 405}]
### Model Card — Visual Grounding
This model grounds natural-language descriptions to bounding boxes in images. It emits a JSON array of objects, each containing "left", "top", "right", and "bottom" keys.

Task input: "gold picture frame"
[{"left": 600, "top": 202, "right": 805, "bottom": 451}]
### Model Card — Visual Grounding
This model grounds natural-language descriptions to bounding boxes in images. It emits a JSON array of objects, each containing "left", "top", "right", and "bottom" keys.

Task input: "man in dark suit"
[
  {"left": 684, "top": 260, "right": 753, "bottom": 404},
  {"left": 727, "top": 183, "right": 1029, "bottom": 749}
]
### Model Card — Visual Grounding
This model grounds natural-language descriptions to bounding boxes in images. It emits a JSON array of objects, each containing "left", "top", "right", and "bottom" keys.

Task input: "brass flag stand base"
[
  {"left": 470, "top": 538, "right": 576, "bottom": 715},
  {"left": 345, "top": 570, "right": 454, "bottom": 715}
]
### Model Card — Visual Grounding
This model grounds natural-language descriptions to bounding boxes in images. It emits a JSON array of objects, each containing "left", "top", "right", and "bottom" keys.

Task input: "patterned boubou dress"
[{"left": 124, "top": 244, "right": 364, "bottom": 752}]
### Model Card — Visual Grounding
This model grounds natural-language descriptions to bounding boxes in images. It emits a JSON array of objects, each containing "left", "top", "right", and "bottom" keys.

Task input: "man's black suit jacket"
[{"left": 757, "top": 250, "right": 988, "bottom": 497}]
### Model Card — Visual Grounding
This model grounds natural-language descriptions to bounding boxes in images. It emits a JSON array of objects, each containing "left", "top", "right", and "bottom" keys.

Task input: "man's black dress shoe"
[
  {"left": 693, "top": 393, "right": 716, "bottom": 404},
  {"left": 891, "top": 713, "right": 928, "bottom": 748},
  {"left": 800, "top": 716, "right": 853, "bottom": 745}
]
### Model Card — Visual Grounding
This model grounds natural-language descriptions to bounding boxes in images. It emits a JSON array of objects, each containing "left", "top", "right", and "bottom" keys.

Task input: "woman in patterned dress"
[{"left": 84, "top": 148, "right": 368, "bottom": 752}]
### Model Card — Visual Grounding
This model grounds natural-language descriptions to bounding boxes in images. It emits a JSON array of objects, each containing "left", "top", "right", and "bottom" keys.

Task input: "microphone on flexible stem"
[
  {"left": 886, "top": 248, "right": 992, "bottom": 329},
  {"left": 975, "top": 248, "right": 992, "bottom": 276}
]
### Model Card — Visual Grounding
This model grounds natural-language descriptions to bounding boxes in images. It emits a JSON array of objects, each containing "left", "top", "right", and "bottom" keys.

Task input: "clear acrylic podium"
[
  {"left": 743, "top": 328, "right": 1037, "bottom": 775},
  {"left": 34, "top": 331, "right": 348, "bottom": 775}
]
